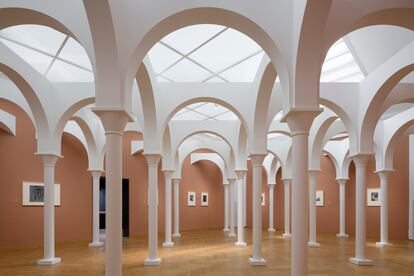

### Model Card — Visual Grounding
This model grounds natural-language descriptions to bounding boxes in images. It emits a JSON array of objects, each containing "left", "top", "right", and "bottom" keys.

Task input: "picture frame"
[
  {"left": 201, "top": 192, "right": 208, "bottom": 206},
  {"left": 367, "top": 188, "right": 380, "bottom": 207},
  {"left": 315, "top": 190, "right": 324, "bottom": 207},
  {"left": 188, "top": 191, "right": 196, "bottom": 206},
  {"left": 22, "top": 182, "right": 61, "bottom": 206},
  {"left": 261, "top": 193, "right": 265, "bottom": 206}
]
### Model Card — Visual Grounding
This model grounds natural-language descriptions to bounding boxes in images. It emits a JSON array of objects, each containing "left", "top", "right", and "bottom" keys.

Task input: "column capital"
[
  {"left": 350, "top": 154, "right": 371, "bottom": 167},
  {"left": 228, "top": 178, "right": 237, "bottom": 184},
  {"left": 374, "top": 169, "right": 394, "bottom": 177},
  {"left": 308, "top": 170, "right": 320, "bottom": 176},
  {"left": 249, "top": 153, "right": 267, "bottom": 166},
  {"left": 37, "top": 154, "right": 60, "bottom": 167},
  {"left": 268, "top": 183, "right": 276, "bottom": 187},
  {"left": 282, "top": 109, "right": 322, "bottom": 135},
  {"left": 172, "top": 178, "right": 180, "bottom": 185},
  {"left": 235, "top": 169, "right": 247, "bottom": 179},
  {"left": 89, "top": 170, "right": 103, "bottom": 178},
  {"left": 336, "top": 178, "right": 349, "bottom": 185},
  {"left": 162, "top": 169, "right": 174, "bottom": 177},
  {"left": 144, "top": 153, "right": 162, "bottom": 167},
  {"left": 282, "top": 178, "right": 291, "bottom": 185},
  {"left": 93, "top": 109, "right": 130, "bottom": 135}
]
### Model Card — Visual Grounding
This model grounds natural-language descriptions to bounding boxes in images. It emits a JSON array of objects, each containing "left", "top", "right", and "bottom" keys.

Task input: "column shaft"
[
  {"left": 223, "top": 184, "right": 230, "bottom": 231},
  {"left": 173, "top": 179, "right": 181, "bottom": 238},
  {"left": 308, "top": 171, "right": 319, "bottom": 247},
  {"left": 163, "top": 170, "right": 174, "bottom": 247},
  {"left": 337, "top": 179, "right": 348, "bottom": 237},
  {"left": 268, "top": 184, "right": 275, "bottom": 232},
  {"left": 249, "top": 154, "right": 266, "bottom": 265},
  {"left": 144, "top": 154, "right": 161, "bottom": 265},
  {"left": 349, "top": 155, "right": 372, "bottom": 265},
  {"left": 228, "top": 179, "right": 236, "bottom": 237},
  {"left": 376, "top": 171, "right": 392, "bottom": 247},
  {"left": 283, "top": 179, "right": 291, "bottom": 237},
  {"left": 235, "top": 171, "right": 247, "bottom": 246},
  {"left": 89, "top": 170, "right": 103, "bottom": 247},
  {"left": 37, "top": 155, "right": 60, "bottom": 265}
]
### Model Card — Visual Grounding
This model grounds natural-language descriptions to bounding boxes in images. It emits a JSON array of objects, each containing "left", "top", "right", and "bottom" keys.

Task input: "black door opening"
[{"left": 99, "top": 177, "right": 130, "bottom": 237}]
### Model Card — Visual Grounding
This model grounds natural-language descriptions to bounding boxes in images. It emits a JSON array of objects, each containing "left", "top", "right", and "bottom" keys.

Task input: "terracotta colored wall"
[{"left": 0, "top": 101, "right": 91, "bottom": 246}]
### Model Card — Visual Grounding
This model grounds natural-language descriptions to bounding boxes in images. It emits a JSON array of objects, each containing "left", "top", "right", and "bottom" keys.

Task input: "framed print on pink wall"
[{"left": 188, "top": 191, "right": 196, "bottom": 206}]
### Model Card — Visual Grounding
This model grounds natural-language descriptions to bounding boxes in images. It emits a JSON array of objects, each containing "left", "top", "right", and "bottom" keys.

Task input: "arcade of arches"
[{"left": 0, "top": 2, "right": 414, "bottom": 276}]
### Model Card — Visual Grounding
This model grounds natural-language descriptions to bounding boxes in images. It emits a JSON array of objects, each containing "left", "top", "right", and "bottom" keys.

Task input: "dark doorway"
[{"left": 99, "top": 177, "right": 130, "bottom": 237}]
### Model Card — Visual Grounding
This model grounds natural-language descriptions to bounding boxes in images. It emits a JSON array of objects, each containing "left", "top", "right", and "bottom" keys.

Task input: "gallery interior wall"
[{"left": 0, "top": 102, "right": 410, "bottom": 246}]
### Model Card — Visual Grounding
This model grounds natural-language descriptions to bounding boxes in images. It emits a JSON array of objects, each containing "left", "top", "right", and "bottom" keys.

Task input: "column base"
[
  {"left": 88, "top": 242, "right": 104, "bottom": 248},
  {"left": 235, "top": 242, "right": 247, "bottom": 247},
  {"left": 37, "top": 257, "right": 61, "bottom": 266},
  {"left": 267, "top": 228, "right": 276, "bottom": 232},
  {"left": 282, "top": 233, "right": 291, "bottom": 238},
  {"left": 336, "top": 233, "right": 349, "bottom": 238},
  {"left": 162, "top": 242, "right": 174, "bottom": 248},
  {"left": 172, "top": 233, "right": 181, "bottom": 238},
  {"left": 144, "top": 257, "right": 161, "bottom": 266},
  {"left": 307, "top": 241, "right": 320, "bottom": 248},
  {"left": 228, "top": 233, "right": 236, "bottom": 238},
  {"left": 249, "top": 257, "right": 266, "bottom": 266},
  {"left": 348, "top": 257, "right": 373, "bottom": 266},
  {"left": 223, "top": 227, "right": 230, "bottom": 232},
  {"left": 376, "top": 242, "right": 393, "bottom": 248}
]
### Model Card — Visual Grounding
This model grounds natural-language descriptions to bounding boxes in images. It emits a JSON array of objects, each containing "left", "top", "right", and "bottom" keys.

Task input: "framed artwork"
[
  {"left": 201, "top": 192, "right": 208, "bottom": 206},
  {"left": 315, "top": 190, "right": 324, "bottom": 207},
  {"left": 22, "top": 182, "right": 61, "bottom": 206},
  {"left": 188, "top": 191, "right": 196, "bottom": 206},
  {"left": 261, "top": 193, "right": 265, "bottom": 206},
  {"left": 367, "top": 188, "right": 380, "bottom": 207}
]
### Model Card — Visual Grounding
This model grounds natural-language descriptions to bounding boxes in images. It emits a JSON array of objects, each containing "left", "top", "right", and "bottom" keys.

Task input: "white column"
[
  {"left": 268, "top": 184, "right": 276, "bottom": 232},
  {"left": 243, "top": 173, "right": 247, "bottom": 227},
  {"left": 37, "top": 154, "right": 60, "bottom": 266},
  {"left": 162, "top": 170, "right": 174, "bottom": 247},
  {"left": 144, "top": 154, "right": 161, "bottom": 265},
  {"left": 228, "top": 178, "right": 236, "bottom": 237},
  {"left": 286, "top": 111, "right": 318, "bottom": 276},
  {"left": 235, "top": 170, "right": 247, "bottom": 246},
  {"left": 376, "top": 171, "right": 393, "bottom": 247},
  {"left": 172, "top": 178, "right": 181, "bottom": 238},
  {"left": 249, "top": 154, "right": 266, "bottom": 265},
  {"left": 308, "top": 170, "right": 320, "bottom": 247},
  {"left": 336, "top": 179, "right": 349, "bottom": 238},
  {"left": 95, "top": 110, "right": 128, "bottom": 276},
  {"left": 349, "top": 155, "right": 372, "bottom": 266},
  {"left": 223, "top": 183, "right": 230, "bottom": 232},
  {"left": 89, "top": 170, "right": 104, "bottom": 247},
  {"left": 282, "top": 179, "right": 291, "bottom": 238}
]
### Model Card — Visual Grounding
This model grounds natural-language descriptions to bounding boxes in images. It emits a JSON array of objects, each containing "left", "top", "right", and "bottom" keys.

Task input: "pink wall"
[{"left": 0, "top": 101, "right": 410, "bottom": 246}]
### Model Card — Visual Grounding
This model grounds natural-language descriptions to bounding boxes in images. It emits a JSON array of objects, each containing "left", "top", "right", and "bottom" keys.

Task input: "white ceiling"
[{"left": 172, "top": 102, "right": 238, "bottom": 121}]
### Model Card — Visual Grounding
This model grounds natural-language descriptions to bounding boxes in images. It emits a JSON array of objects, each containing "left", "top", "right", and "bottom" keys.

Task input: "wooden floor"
[{"left": 0, "top": 229, "right": 413, "bottom": 275}]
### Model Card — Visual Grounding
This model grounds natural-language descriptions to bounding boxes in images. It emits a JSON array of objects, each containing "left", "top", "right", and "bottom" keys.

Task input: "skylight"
[
  {"left": 172, "top": 102, "right": 239, "bottom": 121},
  {"left": 147, "top": 24, "right": 266, "bottom": 83},
  {"left": 320, "top": 38, "right": 365, "bottom": 82},
  {"left": 0, "top": 25, "right": 93, "bottom": 82}
]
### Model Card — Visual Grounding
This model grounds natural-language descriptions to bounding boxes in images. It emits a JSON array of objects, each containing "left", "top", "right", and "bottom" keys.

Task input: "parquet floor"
[{"left": 0, "top": 229, "right": 413, "bottom": 275}]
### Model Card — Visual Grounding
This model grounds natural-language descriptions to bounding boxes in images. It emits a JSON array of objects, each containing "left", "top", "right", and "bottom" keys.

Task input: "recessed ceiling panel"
[
  {"left": 161, "top": 24, "right": 226, "bottom": 55},
  {"left": 58, "top": 37, "right": 92, "bottom": 70},
  {"left": 46, "top": 60, "right": 94, "bottom": 82},
  {"left": 192, "top": 102, "right": 228, "bottom": 117},
  {"left": 161, "top": 59, "right": 212, "bottom": 82},
  {"left": 0, "top": 25, "right": 66, "bottom": 55},
  {"left": 220, "top": 52, "right": 264, "bottom": 82},
  {"left": 172, "top": 109, "right": 209, "bottom": 120},
  {"left": 213, "top": 111, "right": 239, "bottom": 120},
  {"left": 147, "top": 42, "right": 182, "bottom": 74},
  {"left": 189, "top": 28, "right": 262, "bottom": 73},
  {"left": 0, "top": 38, "right": 53, "bottom": 74}
]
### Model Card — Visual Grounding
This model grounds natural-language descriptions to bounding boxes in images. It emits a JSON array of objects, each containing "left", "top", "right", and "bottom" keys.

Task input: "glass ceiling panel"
[
  {"left": 172, "top": 102, "right": 239, "bottom": 121},
  {"left": 161, "top": 24, "right": 226, "bottom": 55},
  {"left": 58, "top": 37, "right": 93, "bottom": 70},
  {"left": 189, "top": 28, "right": 262, "bottom": 73},
  {"left": 220, "top": 52, "right": 264, "bottom": 82},
  {"left": 205, "top": 76, "right": 226, "bottom": 82},
  {"left": 173, "top": 110, "right": 208, "bottom": 120},
  {"left": 46, "top": 60, "right": 94, "bottom": 82},
  {"left": 213, "top": 111, "right": 238, "bottom": 120},
  {"left": 0, "top": 25, "right": 66, "bottom": 55},
  {"left": 320, "top": 38, "right": 364, "bottom": 82},
  {"left": 0, "top": 38, "right": 53, "bottom": 74},
  {"left": 193, "top": 102, "right": 228, "bottom": 117},
  {"left": 147, "top": 42, "right": 182, "bottom": 74},
  {"left": 162, "top": 58, "right": 212, "bottom": 82}
]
